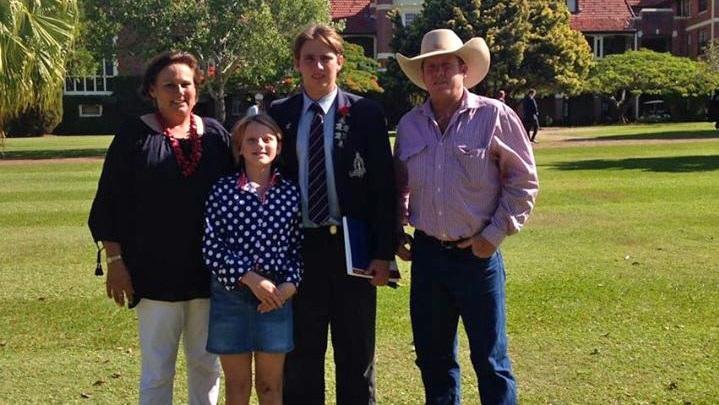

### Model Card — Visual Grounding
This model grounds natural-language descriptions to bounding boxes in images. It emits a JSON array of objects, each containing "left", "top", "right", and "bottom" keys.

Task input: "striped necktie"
[{"left": 307, "top": 103, "right": 330, "bottom": 225}]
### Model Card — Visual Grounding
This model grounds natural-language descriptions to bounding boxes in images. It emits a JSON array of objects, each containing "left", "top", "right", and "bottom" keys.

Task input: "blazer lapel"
[{"left": 332, "top": 89, "right": 353, "bottom": 203}]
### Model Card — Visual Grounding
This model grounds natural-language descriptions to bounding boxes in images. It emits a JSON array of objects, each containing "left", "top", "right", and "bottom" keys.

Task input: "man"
[
  {"left": 394, "top": 29, "right": 539, "bottom": 404},
  {"left": 706, "top": 89, "right": 719, "bottom": 129},
  {"left": 268, "top": 24, "right": 397, "bottom": 405},
  {"left": 522, "top": 88, "right": 539, "bottom": 142}
]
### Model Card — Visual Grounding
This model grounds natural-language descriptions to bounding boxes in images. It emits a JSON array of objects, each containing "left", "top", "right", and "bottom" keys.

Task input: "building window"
[
  {"left": 679, "top": 0, "right": 691, "bottom": 17},
  {"left": 590, "top": 36, "right": 604, "bottom": 58},
  {"left": 345, "top": 36, "right": 375, "bottom": 58},
  {"left": 64, "top": 58, "right": 116, "bottom": 95},
  {"left": 603, "top": 36, "right": 628, "bottom": 56},
  {"left": 699, "top": 29, "right": 707, "bottom": 53},
  {"left": 230, "top": 97, "right": 243, "bottom": 117},
  {"left": 78, "top": 104, "right": 103, "bottom": 118},
  {"left": 566, "top": 0, "right": 577, "bottom": 13},
  {"left": 699, "top": 0, "right": 708, "bottom": 12},
  {"left": 404, "top": 13, "right": 417, "bottom": 26}
]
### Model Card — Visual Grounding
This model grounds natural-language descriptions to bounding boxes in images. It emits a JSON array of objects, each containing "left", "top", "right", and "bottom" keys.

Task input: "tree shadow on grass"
[
  {"left": 0, "top": 148, "right": 107, "bottom": 160},
  {"left": 551, "top": 155, "right": 719, "bottom": 173},
  {"left": 566, "top": 129, "right": 719, "bottom": 142}
]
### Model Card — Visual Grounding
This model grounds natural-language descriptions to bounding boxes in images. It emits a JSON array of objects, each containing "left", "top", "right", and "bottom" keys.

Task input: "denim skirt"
[{"left": 206, "top": 279, "right": 294, "bottom": 354}]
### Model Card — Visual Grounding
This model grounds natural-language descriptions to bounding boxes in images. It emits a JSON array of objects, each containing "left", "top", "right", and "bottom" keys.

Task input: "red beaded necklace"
[{"left": 156, "top": 112, "right": 203, "bottom": 177}]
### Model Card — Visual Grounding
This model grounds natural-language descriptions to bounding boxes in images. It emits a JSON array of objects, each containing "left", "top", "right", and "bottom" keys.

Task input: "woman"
[{"left": 88, "top": 51, "right": 234, "bottom": 405}]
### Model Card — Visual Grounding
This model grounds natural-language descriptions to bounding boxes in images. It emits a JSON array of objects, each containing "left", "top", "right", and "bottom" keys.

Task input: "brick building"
[{"left": 59, "top": 0, "right": 717, "bottom": 133}]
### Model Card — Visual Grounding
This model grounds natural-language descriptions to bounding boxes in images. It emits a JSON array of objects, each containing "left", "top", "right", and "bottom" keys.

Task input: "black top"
[
  {"left": 523, "top": 95, "right": 539, "bottom": 120},
  {"left": 89, "top": 116, "right": 234, "bottom": 302}
]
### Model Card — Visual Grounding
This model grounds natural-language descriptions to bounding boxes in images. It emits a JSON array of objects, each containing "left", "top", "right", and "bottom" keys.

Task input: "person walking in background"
[
  {"left": 268, "top": 23, "right": 397, "bottom": 405},
  {"left": 497, "top": 89, "right": 506, "bottom": 104},
  {"left": 246, "top": 93, "right": 265, "bottom": 117},
  {"left": 522, "top": 88, "right": 539, "bottom": 143},
  {"left": 203, "top": 113, "right": 302, "bottom": 405},
  {"left": 89, "top": 51, "right": 234, "bottom": 405},
  {"left": 706, "top": 89, "right": 719, "bottom": 129},
  {"left": 394, "top": 29, "right": 539, "bottom": 405}
]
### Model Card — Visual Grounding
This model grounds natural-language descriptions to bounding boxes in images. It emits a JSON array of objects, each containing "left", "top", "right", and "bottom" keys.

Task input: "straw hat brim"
[{"left": 396, "top": 37, "right": 490, "bottom": 90}]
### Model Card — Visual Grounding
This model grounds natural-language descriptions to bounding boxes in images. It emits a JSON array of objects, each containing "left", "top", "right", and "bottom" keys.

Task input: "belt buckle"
[{"left": 440, "top": 240, "right": 456, "bottom": 249}]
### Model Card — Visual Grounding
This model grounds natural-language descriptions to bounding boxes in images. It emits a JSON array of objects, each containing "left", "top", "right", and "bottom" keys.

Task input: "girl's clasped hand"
[{"left": 242, "top": 270, "right": 297, "bottom": 313}]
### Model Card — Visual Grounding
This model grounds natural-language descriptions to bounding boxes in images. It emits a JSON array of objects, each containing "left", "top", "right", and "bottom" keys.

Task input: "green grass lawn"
[{"left": 1, "top": 123, "right": 718, "bottom": 404}]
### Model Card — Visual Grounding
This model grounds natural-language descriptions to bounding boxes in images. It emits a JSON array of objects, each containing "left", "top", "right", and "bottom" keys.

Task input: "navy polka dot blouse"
[{"left": 203, "top": 171, "right": 303, "bottom": 290}]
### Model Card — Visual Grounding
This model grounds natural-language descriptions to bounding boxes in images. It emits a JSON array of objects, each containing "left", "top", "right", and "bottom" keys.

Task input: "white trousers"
[{"left": 136, "top": 298, "right": 221, "bottom": 405}]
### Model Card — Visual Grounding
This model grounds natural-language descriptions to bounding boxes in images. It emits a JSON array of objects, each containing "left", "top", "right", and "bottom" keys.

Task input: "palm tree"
[{"left": 0, "top": 0, "right": 79, "bottom": 139}]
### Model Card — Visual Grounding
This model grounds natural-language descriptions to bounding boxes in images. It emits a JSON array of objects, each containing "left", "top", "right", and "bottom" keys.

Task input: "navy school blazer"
[{"left": 268, "top": 89, "right": 397, "bottom": 261}]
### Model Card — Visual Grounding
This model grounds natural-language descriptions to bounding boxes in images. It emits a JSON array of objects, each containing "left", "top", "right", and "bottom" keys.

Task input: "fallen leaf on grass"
[
  {"left": 93, "top": 380, "right": 105, "bottom": 386},
  {"left": 667, "top": 381, "right": 678, "bottom": 390},
  {"left": 80, "top": 393, "right": 91, "bottom": 399},
  {"left": 112, "top": 372, "right": 122, "bottom": 379}
]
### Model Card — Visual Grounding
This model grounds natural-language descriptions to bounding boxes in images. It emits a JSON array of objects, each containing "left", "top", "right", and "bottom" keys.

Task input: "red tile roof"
[
  {"left": 571, "top": 0, "right": 636, "bottom": 32},
  {"left": 331, "top": 0, "right": 374, "bottom": 34}
]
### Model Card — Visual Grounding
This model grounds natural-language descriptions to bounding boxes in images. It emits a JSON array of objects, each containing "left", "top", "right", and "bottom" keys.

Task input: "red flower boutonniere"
[{"left": 334, "top": 105, "right": 351, "bottom": 148}]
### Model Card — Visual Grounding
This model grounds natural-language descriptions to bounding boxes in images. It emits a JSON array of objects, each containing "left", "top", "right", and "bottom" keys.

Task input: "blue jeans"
[{"left": 411, "top": 231, "right": 516, "bottom": 405}]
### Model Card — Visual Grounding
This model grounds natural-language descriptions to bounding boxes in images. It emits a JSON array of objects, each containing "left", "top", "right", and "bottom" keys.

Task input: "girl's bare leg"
[
  {"left": 220, "top": 354, "right": 253, "bottom": 405},
  {"left": 254, "top": 352, "right": 286, "bottom": 405}
]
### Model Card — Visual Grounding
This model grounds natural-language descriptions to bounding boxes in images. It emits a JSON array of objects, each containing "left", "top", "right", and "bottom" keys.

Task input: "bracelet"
[{"left": 106, "top": 254, "right": 123, "bottom": 264}]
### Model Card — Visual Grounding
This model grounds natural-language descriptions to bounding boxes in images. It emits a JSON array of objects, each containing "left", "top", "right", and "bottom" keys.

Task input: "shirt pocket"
[
  {"left": 454, "top": 144, "right": 488, "bottom": 184},
  {"left": 400, "top": 142, "right": 428, "bottom": 191}
]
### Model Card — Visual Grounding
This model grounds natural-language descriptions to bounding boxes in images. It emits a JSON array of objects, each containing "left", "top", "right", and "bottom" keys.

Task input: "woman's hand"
[
  {"left": 106, "top": 259, "right": 134, "bottom": 307},
  {"left": 242, "top": 272, "right": 283, "bottom": 311}
]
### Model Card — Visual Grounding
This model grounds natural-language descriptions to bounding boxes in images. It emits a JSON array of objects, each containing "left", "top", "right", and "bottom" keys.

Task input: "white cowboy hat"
[{"left": 396, "top": 29, "right": 490, "bottom": 90}]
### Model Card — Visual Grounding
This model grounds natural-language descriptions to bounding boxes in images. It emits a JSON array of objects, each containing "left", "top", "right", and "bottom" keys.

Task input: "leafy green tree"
[
  {"left": 82, "top": 0, "right": 331, "bottom": 123},
  {"left": 522, "top": 1, "right": 593, "bottom": 97},
  {"left": 588, "top": 49, "right": 719, "bottom": 122},
  {"left": 0, "top": 0, "right": 79, "bottom": 138},
  {"left": 338, "top": 42, "right": 383, "bottom": 94},
  {"left": 380, "top": 0, "right": 592, "bottom": 123}
]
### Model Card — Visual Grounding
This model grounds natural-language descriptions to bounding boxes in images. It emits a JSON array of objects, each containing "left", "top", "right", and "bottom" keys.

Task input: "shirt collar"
[
  {"left": 237, "top": 169, "right": 282, "bottom": 202},
  {"left": 419, "top": 88, "right": 479, "bottom": 119},
  {"left": 302, "top": 87, "right": 338, "bottom": 116}
]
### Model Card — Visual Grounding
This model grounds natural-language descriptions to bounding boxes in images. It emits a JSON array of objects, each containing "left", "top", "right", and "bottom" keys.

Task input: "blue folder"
[{"left": 342, "top": 216, "right": 401, "bottom": 283}]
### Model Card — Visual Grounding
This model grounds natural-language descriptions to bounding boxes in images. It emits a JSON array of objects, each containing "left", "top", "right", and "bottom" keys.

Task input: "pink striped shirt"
[{"left": 394, "top": 90, "right": 539, "bottom": 248}]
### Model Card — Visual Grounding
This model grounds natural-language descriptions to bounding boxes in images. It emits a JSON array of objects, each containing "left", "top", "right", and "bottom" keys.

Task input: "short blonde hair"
[{"left": 230, "top": 113, "right": 283, "bottom": 166}]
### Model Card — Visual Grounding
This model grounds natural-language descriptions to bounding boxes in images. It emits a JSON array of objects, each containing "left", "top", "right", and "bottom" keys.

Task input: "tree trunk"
[
  {"left": 205, "top": 73, "right": 226, "bottom": 124},
  {"left": 215, "top": 83, "right": 226, "bottom": 124}
]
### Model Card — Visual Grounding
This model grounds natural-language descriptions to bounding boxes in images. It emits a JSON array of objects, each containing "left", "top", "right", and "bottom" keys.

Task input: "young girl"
[{"left": 203, "top": 113, "right": 302, "bottom": 405}]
